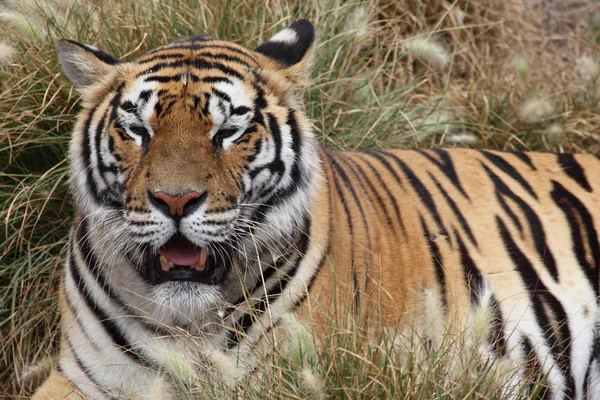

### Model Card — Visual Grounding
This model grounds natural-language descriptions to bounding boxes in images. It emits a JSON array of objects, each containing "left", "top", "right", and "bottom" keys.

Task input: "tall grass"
[{"left": 1, "top": 0, "right": 599, "bottom": 397}]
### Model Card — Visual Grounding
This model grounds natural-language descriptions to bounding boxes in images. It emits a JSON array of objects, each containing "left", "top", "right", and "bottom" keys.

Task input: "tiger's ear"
[
  {"left": 57, "top": 39, "right": 122, "bottom": 91},
  {"left": 255, "top": 19, "right": 315, "bottom": 84}
]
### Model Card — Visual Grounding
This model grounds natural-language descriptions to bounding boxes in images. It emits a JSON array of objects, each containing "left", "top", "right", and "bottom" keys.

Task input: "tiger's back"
[{"left": 32, "top": 18, "right": 600, "bottom": 400}]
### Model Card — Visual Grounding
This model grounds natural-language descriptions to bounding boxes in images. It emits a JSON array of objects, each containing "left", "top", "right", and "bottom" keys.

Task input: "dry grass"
[{"left": 1, "top": 0, "right": 599, "bottom": 397}]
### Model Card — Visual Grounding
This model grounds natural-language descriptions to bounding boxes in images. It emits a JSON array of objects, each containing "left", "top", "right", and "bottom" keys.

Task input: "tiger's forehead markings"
[{"left": 116, "top": 62, "right": 254, "bottom": 148}]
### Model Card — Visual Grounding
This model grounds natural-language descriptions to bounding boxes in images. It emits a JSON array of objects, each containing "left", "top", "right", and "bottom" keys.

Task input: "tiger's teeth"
[
  {"left": 193, "top": 251, "right": 208, "bottom": 271},
  {"left": 159, "top": 254, "right": 173, "bottom": 271}
]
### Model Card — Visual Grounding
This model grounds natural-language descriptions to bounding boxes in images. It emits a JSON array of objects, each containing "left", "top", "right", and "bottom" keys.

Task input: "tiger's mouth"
[{"left": 146, "top": 234, "right": 230, "bottom": 285}]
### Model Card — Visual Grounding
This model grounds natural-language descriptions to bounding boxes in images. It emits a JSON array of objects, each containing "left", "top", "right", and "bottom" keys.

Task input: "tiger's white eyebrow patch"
[{"left": 268, "top": 28, "right": 298, "bottom": 44}]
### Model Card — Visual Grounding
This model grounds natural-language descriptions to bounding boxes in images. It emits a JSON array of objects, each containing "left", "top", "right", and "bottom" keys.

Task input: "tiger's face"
[{"left": 59, "top": 20, "right": 319, "bottom": 322}]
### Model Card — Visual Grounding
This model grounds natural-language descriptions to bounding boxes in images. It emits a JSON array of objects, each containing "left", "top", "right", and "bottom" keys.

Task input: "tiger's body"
[{"left": 33, "top": 19, "right": 600, "bottom": 399}]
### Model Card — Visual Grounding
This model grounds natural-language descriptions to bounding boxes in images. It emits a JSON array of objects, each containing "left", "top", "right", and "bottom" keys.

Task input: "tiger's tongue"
[{"left": 158, "top": 236, "right": 202, "bottom": 266}]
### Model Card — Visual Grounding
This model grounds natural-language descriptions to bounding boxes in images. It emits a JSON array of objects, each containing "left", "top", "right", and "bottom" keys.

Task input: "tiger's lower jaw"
[{"left": 146, "top": 256, "right": 229, "bottom": 285}]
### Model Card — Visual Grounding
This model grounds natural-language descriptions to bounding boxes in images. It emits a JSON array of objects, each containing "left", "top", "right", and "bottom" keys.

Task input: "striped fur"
[{"left": 34, "top": 20, "right": 600, "bottom": 399}]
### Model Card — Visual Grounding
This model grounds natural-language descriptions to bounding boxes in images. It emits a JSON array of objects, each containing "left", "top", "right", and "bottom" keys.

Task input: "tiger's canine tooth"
[{"left": 193, "top": 250, "right": 208, "bottom": 271}]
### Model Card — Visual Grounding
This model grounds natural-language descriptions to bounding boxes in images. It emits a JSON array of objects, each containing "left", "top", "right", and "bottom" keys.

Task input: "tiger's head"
[{"left": 58, "top": 20, "right": 320, "bottom": 324}]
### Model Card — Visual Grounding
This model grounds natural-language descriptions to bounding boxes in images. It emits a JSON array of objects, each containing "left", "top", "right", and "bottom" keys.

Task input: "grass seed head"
[
  {"left": 518, "top": 98, "right": 554, "bottom": 123},
  {"left": 151, "top": 343, "right": 197, "bottom": 383},
  {"left": 201, "top": 346, "right": 244, "bottom": 387},
  {"left": 0, "top": 10, "right": 45, "bottom": 41},
  {"left": 300, "top": 366, "right": 326, "bottom": 400},
  {"left": 578, "top": 55, "right": 600, "bottom": 82},
  {"left": 545, "top": 123, "right": 564, "bottom": 145},
  {"left": 403, "top": 36, "right": 450, "bottom": 70},
  {"left": 343, "top": 5, "right": 374, "bottom": 45},
  {"left": 0, "top": 41, "right": 17, "bottom": 66},
  {"left": 448, "top": 132, "right": 478, "bottom": 145},
  {"left": 281, "top": 312, "right": 318, "bottom": 367}
]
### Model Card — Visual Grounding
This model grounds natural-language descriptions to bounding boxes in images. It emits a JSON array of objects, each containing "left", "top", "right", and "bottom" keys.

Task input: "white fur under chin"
[{"left": 149, "top": 281, "right": 224, "bottom": 328}]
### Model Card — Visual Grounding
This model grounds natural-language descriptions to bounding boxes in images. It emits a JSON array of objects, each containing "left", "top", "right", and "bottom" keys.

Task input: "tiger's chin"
[{"left": 123, "top": 234, "right": 234, "bottom": 329}]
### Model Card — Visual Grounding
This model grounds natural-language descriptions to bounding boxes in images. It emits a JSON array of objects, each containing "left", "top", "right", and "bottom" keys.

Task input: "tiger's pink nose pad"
[{"left": 152, "top": 191, "right": 202, "bottom": 217}]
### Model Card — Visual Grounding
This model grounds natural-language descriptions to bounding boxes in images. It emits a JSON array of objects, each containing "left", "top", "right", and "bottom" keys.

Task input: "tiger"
[{"left": 32, "top": 18, "right": 600, "bottom": 399}]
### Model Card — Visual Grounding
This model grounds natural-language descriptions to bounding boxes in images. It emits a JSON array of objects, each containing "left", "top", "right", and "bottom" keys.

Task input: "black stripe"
[
  {"left": 65, "top": 336, "right": 115, "bottom": 399},
  {"left": 291, "top": 180, "right": 334, "bottom": 310},
  {"left": 362, "top": 151, "right": 405, "bottom": 189},
  {"left": 137, "top": 53, "right": 188, "bottom": 64},
  {"left": 456, "top": 230, "right": 507, "bottom": 354},
  {"left": 430, "top": 173, "right": 477, "bottom": 247},
  {"left": 68, "top": 246, "right": 147, "bottom": 366},
  {"left": 159, "top": 99, "right": 176, "bottom": 117},
  {"left": 232, "top": 105, "right": 251, "bottom": 116},
  {"left": 138, "top": 89, "right": 153, "bottom": 104},
  {"left": 146, "top": 42, "right": 258, "bottom": 63},
  {"left": 260, "top": 112, "right": 309, "bottom": 208},
  {"left": 497, "top": 216, "right": 575, "bottom": 398},
  {"left": 119, "top": 101, "right": 136, "bottom": 114},
  {"left": 143, "top": 74, "right": 197, "bottom": 83},
  {"left": 416, "top": 149, "right": 469, "bottom": 199},
  {"left": 287, "top": 110, "right": 304, "bottom": 186},
  {"left": 495, "top": 186, "right": 524, "bottom": 234},
  {"left": 420, "top": 215, "right": 447, "bottom": 306},
  {"left": 62, "top": 273, "right": 102, "bottom": 353},
  {"left": 291, "top": 251, "right": 329, "bottom": 310},
  {"left": 513, "top": 151, "right": 537, "bottom": 170},
  {"left": 211, "top": 88, "right": 231, "bottom": 104},
  {"left": 482, "top": 163, "right": 559, "bottom": 280},
  {"left": 246, "top": 137, "right": 262, "bottom": 164},
  {"left": 488, "top": 295, "right": 507, "bottom": 356},
  {"left": 327, "top": 153, "right": 372, "bottom": 311},
  {"left": 324, "top": 153, "right": 354, "bottom": 282},
  {"left": 480, "top": 150, "right": 538, "bottom": 199},
  {"left": 136, "top": 60, "right": 188, "bottom": 75},
  {"left": 250, "top": 81, "right": 267, "bottom": 127},
  {"left": 455, "top": 231, "right": 482, "bottom": 303},
  {"left": 355, "top": 153, "right": 405, "bottom": 234},
  {"left": 550, "top": 180, "right": 599, "bottom": 296},
  {"left": 93, "top": 108, "right": 116, "bottom": 191},
  {"left": 75, "top": 221, "right": 169, "bottom": 335},
  {"left": 195, "top": 52, "right": 254, "bottom": 68},
  {"left": 194, "top": 44, "right": 259, "bottom": 62},
  {"left": 522, "top": 336, "right": 551, "bottom": 399},
  {"left": 81, "top": 105, "right": 100, "bottom": 201},
  {"left": 380, "top": 150, "right": 448, "bottom": 239},
  {"left": 260, "top": 113, "right": 285, "bottom": 179},
  {"left": 557, "top": 153, "right": 593, "bottom": 192},
  {"left": 198, "top": 76, "right": 234, "bottom": 85},
  {"left": 227, "top": 218, "right": 311, "bottom": 347},
  {"left": 194, "top": 59, "right": 245, "bottom": 81},
  {"left": 343, "top": 154, "right": 395, "bottom": 234}
]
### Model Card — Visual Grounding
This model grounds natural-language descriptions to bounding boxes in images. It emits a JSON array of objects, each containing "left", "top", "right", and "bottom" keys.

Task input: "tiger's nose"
[{"left": 149, "top": 191, "right": 206, "bottom": 218}]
